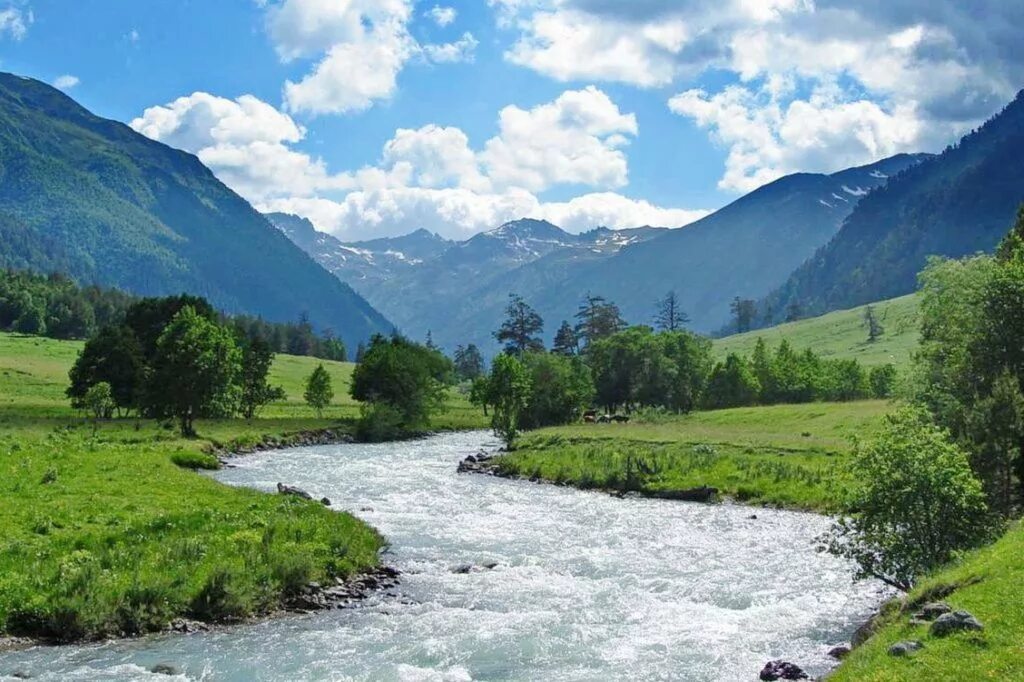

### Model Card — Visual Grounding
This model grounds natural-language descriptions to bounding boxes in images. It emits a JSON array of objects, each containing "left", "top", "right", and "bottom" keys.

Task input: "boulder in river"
[
  {"left": 759, "top": 660, "right": 808, "bottom": 680},
  {"left": 827, "top": 645, "right": 851, "bottom": 660},
  {"left": 150, "top": 663, "right": 180, "bottom": 675},
  {"left": 930, "top": 610, "right": 983, "bottom": 637},
  {"left": 277, "top": 482, "right": 313, "bottom": 500}
]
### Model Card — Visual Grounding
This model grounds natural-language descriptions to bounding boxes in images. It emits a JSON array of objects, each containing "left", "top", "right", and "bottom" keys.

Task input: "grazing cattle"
[
  {"left": 583, "top": 409, "right": 597, "bottom": 423},
  {"left": 597, "top": 414, "right": 611, "bottom": 423}
]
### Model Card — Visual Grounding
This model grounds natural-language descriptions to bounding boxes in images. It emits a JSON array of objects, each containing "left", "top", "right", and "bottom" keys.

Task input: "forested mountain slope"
[{"left": 0, "top": 73, "right": 390, "bottom": 348}]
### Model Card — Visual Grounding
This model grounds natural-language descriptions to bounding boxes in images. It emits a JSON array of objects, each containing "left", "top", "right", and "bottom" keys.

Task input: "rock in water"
[
  {"left": 276, "top": 482, "right": 313, "bottom": 500},
  {"left": 150, "top": 663, "right": 180, "bottom": 675},
  {"left": 827, "top": 645, "right": 851, "bottom": 660},
  {"left": 930, "top": 610, "right": 984, "bottom": 637},
  {"left": 759, "top": 660, "right": 808, "bottom": 680},
  {"left": 888, "top": 641, "right": 924, "bottom": 657}
]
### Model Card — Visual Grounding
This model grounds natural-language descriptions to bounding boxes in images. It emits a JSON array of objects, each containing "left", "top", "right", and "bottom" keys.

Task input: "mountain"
[
  {"left": 762, "top": 90, "right": 1024, "bottom": 322},
  {"left": 0, "top": 73, "right": 390, "bottom": 349},
  {"left": 266, "top": 212, "right": 450, "bottom": 286}
]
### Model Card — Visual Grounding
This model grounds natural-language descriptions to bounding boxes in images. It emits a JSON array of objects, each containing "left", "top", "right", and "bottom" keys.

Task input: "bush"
[
  {"left": 869, "top": 363, "right": 898, "bottom": 398},
  {"left": 824, "top": 408, "right": 995, "bottom": 591},
  {"left": 355, "top": 402, "right": 405, "bottom": 442},
  {"left": 170, "top": 450, "right": 221, "bottom": 470}
]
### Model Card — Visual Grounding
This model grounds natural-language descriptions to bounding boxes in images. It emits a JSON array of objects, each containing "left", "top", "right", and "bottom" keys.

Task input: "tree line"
[
  {"left": 469, "top": 290, "right": 889, "bottom": 446},
  {"left": 0, "top": 268, "right": 347, "bottom": 361}
]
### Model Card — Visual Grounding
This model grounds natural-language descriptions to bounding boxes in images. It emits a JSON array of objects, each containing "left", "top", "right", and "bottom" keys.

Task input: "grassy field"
[
  {"left": 714, "top": 294, "right": 920, "bottom": 368},
  {"left": 0, "top": 332, "right": 485, "bottom": 642},
  {"left": 495, "top": 401, "right": 891, "bottom": 512},
  {"left": 830, "top": 521, "right": 1024, "bottom": 681}
]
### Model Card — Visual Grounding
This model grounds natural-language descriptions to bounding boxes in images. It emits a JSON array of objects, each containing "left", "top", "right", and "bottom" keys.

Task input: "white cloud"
[
  {"left": 52, "top": 74, "right": 80, "bottom": 90},
  {"left": 426, "top": 5, "right": 457, "bottom": 27},
  {"left": 133, "top": 88, "right": 705, "bottom": 240},
  {"left": 496, "top": 0, "right": 1024, "bottom": 192},
  {"left": 423, "top": 32, "right": 478, "bottom": 64},
  {"left": 481, "top": 86, "right": 638, "bottom": 192},
  {"left": 669, "top": 83, "right": 926, "bottom": 192},
  {"left": 129, "top": 92, "right": 354, "bottom": 202},
  {"left": 0, "top": 6, "right": 30, "bottom": 40}
]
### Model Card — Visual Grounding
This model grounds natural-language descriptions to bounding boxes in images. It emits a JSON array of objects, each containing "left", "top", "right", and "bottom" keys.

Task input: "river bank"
[{"left": 2, "top": 431, "right": 886, "bottom": 681}]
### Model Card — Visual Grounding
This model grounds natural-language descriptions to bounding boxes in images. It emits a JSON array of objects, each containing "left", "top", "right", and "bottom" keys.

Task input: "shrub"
[
  {"left": 170, "top": 450, "right": 221, "bottom": 470},
  {"left": 355, "top": 402, "right": 405, "bottom": 442}
]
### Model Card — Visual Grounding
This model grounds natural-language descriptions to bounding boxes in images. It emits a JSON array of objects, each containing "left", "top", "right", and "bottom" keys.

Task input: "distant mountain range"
[
  {"left": 0, "top": 73, "right": 391, "bottom": 349},
  {"left": 274, "top": 154, "right": 928, "bottom": 353},
  {"left": 760, "top": 89, "right": 1024, "bottom": 323}
]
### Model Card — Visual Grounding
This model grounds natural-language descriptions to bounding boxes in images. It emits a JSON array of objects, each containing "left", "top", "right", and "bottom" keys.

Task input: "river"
[{"left": 1, "top": 431, "right": 886, "bottom": 681}]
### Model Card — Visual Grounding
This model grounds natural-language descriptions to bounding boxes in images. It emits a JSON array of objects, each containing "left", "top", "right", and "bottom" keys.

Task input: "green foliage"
[
  {"left": 869, "top": 364, "right": 898, "bottom": 398},
  {"left": 238, "top": 338, "right": 285, "bottom": 420},
  {"left": 551, "top": 320, "right": 579, "bottom": 356},
  {"left": 824, "top": 408, "right": 994, "bottom": 591},
  {"left": 575, "top": 294, "right": 625, "bottom": 348},
  {"left": 487, "top": 353, "right": 532, "bottom": 448},
  {"left": 67, "top": 324, "right": 145, "bottom": 414},
  {"left": 586, "top": 326, "right": 712, "bottom": 413},
  {"left": 494, "top": 293, "right": 544, "bottom": 355},
  {"left": 170, "top": 450, "right": 221, "bottom": 470},
  {"left": 349, "top": 335, "right": 451, "bottom": 432},
  {"left": 304, "top": 364, "right": 334, "bottom": 418},
  {"left": 519, "top": 352, "right": 594, "bottom": 429},
  {"left": 81, "top": 382, "right": 114, "bottom": 428},
  {"left": 452, "top": 343, "right": 485, "bottom": 381},
  {"left": 354, "top": 402, "right": 406, "bottom": 442},
  {"left": 704, "top": 354, "right": 760, "bottom": 409},
  {"left": 149, "top": 307, "right": 242, "bottom": 436}
]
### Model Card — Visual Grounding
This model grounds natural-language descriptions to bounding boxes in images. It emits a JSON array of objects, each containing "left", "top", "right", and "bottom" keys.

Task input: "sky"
[{"left": 0, "top": 0, "right": 1022, "bottom": 241}]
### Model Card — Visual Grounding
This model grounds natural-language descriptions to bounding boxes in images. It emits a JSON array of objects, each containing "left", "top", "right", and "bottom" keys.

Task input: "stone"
[
  {"left": 827, "top": 645, "right": 851, "bottom": 660},
  {"left": 150, "top": 663, "right": 180, "bottom": 675},
  {"left": 759, "top": 660, "right": 808, "bottom": 680},
  {"left": 451, "top": 564, "right": 473, "bottom": 574},
  {"left": 930, "top": 610, "right": 984, "bottom": 637},
  {"left": 888, "top": 640, "right": 923, "bottom": 657},
  {"left": 276, "top": 482, "right": 313, "bottom": 500},
  {"left": 913, "top": 602, "right": 952, "bottom": 621},
  {"left": 320, "top": 497, "right": 331, "bottom": 506}
]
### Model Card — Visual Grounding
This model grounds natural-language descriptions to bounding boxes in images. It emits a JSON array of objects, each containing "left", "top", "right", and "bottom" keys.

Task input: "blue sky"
[{"left": 1, "top": 0, "right": 1021, "bottom": 240}]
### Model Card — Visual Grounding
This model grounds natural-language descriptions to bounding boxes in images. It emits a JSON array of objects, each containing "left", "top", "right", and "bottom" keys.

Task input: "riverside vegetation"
[{"left": 0, "top": 291, "right": 484, "bottom": 643}]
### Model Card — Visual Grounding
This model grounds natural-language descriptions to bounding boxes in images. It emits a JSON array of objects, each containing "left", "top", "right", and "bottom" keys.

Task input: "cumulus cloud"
[
  {"left": 426, "top": 5, "right": 457, "bottom": 27},
  {"left": 132, "top": 87, "right": 705, "bottom": 240},
  {"left": 482, "top": 86, "right": 638, "bottom": 191},
  {"left": 52, "top": 74, "right": 79, "bottom": 90},
  {"left": 129, "top": 92, "right": 354, "bottom": 202},
  {"left": 0, "top": 6, "right": 30, "bottom": 40},
  {"left": 669, "top": 83, "right": 927, "bottom": 192},
  {"left": 422, "top": 32, "right": 479, "bottom": 64},
  {"left": 495, "top": 0, "right": 1024, "bottom": 191}
]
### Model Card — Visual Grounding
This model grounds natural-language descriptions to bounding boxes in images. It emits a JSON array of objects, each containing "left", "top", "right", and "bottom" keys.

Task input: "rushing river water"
[{"left": 2, "top": 431, "right": 887, "bottom": 681}]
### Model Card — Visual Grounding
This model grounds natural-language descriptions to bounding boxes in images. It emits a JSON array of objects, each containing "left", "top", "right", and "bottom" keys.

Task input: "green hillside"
[
  {"left": 714, "top": 294, "right": 919, "bottom": 368},
  {"left": 0, "top": 73, "right": 391, "bottom": 349}
]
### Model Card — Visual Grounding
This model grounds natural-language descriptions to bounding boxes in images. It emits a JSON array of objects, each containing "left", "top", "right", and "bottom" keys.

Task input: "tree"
[
  {"left": 655, "top": 290, "right": 689, "bottom": 332},
  {"left": 965, "top": 371, "right": 1024, "bottom": 517},
  {"left": 551, "top": 320, "right": 579, "bottom": 356},
  {"left": 425, "top": 330, "right": 437, "bottom": 350},
  {"left": 149, "top": 306, "right": 241, "bottom": 436},
  {"left": 495, "top": 294, "right": 544, "bottom": 355},
  {"left": 487, "top": 353, "right": 531, "bottom": 448},
  {"left": 67, "top": 325, "right": 146, "bottom": 415},
  {"left": 355, "top": 341, "right": 367, "bottom": 363},
  {"left": 453, "top": 344, "right": 485, "bottom": 381},
  {"left": 864, "top": 305, "right": 884, "bottom": 342},
  {"left": 785, "top": 301, "right": 803, "bottom": 323},
  {"left": 125, "top": 294, "right": 217, "bottom": 362},
  {"left": 287, "top": 312, "right": 316, "bottom": 357},
  {"left": 520, "top": 352, "right": 594, "bottom": 429},
  {"left": 824, "top": 408, "right": 994, "bottom": 591},
  {"left": 82, "top": 382, "right": 114, "bottom": 434},
  {"left": 869, "top": 364, "right": 898, "bottom": 399},
  {"left": 350, "top": 335, "right": 451, "bottom": 431},
  {"left": 730, "top": 297, "right": 756, "bottom": 333},
  {"left": 238, "top": 337, "right": 286, "bottom": 419},
  {"left": 575, "top": 294, "right": 625, "bottom": 348},
  {"left": 703, "top": 354, "right": 760, "bottom": 409},
  {"left": 304, "top": 364, "right": 334, "bottom": 418}
]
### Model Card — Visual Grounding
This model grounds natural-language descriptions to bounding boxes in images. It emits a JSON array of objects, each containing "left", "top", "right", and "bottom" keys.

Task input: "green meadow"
[
  {"left": 714, "top": 294, "right": 920, "bottom": 368},
  {"left": 0, "top": 331, "right": 484, "bottom": 642}
]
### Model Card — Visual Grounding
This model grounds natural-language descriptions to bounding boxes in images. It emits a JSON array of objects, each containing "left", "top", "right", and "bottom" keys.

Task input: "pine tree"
[
  {"left": 552, "top": 320, "right": 579, "bottom": 355},
  {"left": 864, "top": 305, "right": 884, "bottom": 342},
  {"left": 494, "top": 293, "right": 544, "bottom": 355},
  {"left": 730, "top": 296, "right": 756, "bottom": 333},
  {"left": 575, "top": 294, "right": 625, "bottom": 348},
  {"left": 655, "top": 290, "right": 689, "bottom": 331}
]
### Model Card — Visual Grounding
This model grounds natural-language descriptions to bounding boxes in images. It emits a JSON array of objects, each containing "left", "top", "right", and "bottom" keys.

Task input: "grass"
[
  {"left": 714, "top": 294, "right": 920, "bottom": 369},
  {"left": 829, "top": 521, "right": 1024, "bottom": 681},
  {"left": 495, "top": 401, "right": 891, "bottom": 512},
  {"left": 0, "top": 332, "right": 486, "bottom": 642}
]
